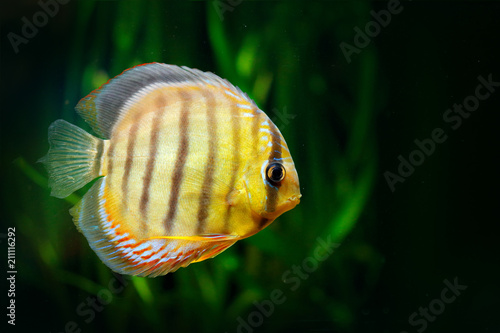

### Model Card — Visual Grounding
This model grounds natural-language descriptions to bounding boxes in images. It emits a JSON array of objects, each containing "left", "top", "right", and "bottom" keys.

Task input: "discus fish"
[{"left": 40, "top": 63, "right": 301, "bottom": 277}]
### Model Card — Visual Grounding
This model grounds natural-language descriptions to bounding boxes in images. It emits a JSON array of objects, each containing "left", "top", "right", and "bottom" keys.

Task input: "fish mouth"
[
  {"left": 283, "top": 193, "right": 301, "bottom": 213},
  {"left": 288, "top": 194, "right": 301, "bottom": 205},
  {"left": 283, "top": 194, "right": 301, "bottom": 211}
]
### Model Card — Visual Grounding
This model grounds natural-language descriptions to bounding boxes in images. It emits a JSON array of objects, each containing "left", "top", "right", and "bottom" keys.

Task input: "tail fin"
[{"left": 39, "top": 119, "right": 104, "bottom": 198}]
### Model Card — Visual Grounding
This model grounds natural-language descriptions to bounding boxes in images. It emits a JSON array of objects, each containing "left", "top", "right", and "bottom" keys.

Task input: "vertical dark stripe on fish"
[
  {"left": 121, "top": 113, "right": 142, "bottom": 208},
  {"left": 93, "top": 140, "right": 104, "bottom": 176},
  {"left": 264, "top": 123, "right": 282, "bottom": 216},
  {"left": 222, "top": 102, "right": 241, "bottom": 232},
  {"left": 107, "top": 138, "right": 115, "bottom": 176},
  {"left": 164, "top": 91, "right": 191, "bottom": 232},
  {"left": 140, "top": 97, "right": 166, "bottom": 225},
  {"left": 196, "top": 91, "right": 217, "bottom": 234}
]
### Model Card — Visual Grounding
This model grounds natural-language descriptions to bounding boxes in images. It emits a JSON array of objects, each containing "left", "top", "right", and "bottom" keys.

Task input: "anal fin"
[{"left": 70, "top": 178, "right": 237, "bottom": 277}]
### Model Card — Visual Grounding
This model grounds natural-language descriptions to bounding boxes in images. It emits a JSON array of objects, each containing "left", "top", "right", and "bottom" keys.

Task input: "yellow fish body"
[{"left": 41, "top": 63, "right": 301, "bottom": 277}]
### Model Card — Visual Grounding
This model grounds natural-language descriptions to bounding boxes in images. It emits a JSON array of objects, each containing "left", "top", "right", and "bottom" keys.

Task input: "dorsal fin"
[{"left": 75, "top": 62, "right": 256, "bottom": 139}]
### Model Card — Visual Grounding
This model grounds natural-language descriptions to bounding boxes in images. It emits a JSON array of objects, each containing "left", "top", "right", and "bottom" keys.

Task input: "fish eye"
[{"left": 266, "top": 163, "right": 286, "bottom": 184}]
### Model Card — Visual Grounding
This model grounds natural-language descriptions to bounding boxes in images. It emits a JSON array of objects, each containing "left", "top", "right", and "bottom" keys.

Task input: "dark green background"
[{"left": 1, "top": 1, "right": 499, "bottom": 332}]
